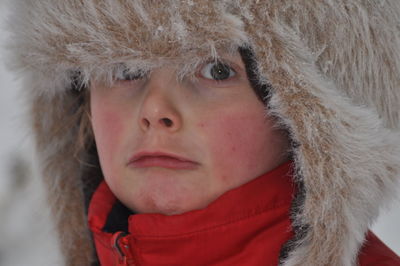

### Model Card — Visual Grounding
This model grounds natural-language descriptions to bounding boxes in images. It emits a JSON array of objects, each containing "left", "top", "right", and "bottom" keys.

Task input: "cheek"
[
  {"left": 200, "top": 110, "right": 281, "bottom": 182},
  {"left": 91, "top": 107, "right": 125, "bottom": 174}
]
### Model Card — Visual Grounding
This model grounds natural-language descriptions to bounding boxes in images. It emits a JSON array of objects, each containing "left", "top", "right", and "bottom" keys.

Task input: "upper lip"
[{"left": 127, "top": 151, "right": 198, "bottom": 165}]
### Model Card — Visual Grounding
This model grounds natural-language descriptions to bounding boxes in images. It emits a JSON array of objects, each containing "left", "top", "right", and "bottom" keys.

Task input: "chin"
[
  {"left": 130, "top": 191, "right": 211, "bottom": 216},
  {"left": 124, "top": 176, "right": 210, "bottom": 215},
  {"left": 135, "top": 200, "right": 191, "bottom": 216},
  {"left": 128, "top": 192, "right": 193, "bottom": 215}
]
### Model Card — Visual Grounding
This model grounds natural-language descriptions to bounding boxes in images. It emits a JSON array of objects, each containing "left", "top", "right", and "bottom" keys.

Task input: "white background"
[{"left": 0, "top": 1, "right": 398, "bottom": 265}]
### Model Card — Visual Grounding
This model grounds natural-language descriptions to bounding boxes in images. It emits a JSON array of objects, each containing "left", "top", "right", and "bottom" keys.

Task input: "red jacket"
[{"left": 88, "top": 162, "right": 400, "bottom": 265}]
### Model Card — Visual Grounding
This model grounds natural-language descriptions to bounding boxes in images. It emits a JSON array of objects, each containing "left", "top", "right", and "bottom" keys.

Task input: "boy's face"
[{"left": 90, "top": 53, "right": 289, "bottom": 215}]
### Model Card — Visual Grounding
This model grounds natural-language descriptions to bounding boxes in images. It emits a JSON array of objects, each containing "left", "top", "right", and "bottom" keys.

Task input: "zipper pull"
[{"left": 111, "top": 232, "right": 132, "bottom": 265}]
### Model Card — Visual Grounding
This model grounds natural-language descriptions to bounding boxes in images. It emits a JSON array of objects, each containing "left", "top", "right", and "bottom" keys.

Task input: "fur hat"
[{"left": 6, "top": 1, "right": 400, "bottom": 265}]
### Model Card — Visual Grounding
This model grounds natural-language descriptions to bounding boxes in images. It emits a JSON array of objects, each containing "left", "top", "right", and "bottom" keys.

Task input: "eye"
[{"left": 200, "top": 61, "right": 236, "bottom": 81}]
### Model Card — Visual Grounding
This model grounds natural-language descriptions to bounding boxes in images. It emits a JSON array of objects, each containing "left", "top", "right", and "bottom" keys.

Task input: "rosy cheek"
[
  {"left": 92, "top": 108, "right": 125, "bottom": 167},
  {"left": 199, "top": 111, "right": 271, "bottom": 182}
]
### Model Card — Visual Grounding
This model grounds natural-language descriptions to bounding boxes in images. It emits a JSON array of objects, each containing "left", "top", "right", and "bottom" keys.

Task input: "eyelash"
[{"left": 115, "top": 69, "right": 147, "bottom": 81}]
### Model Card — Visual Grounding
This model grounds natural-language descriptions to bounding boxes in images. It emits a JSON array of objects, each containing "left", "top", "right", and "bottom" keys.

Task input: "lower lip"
[{"left": 129, "top": 156, "right": 198, "bottom": 170}]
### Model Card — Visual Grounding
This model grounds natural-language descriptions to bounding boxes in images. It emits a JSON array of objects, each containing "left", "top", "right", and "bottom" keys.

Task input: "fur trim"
[{"left": 6, "top": 1, "right": 400, "bottom": 265}]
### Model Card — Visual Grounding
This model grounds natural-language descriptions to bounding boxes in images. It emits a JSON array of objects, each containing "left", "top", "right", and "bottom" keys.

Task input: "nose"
[{"left": 138, "top": 77, "right": 182, "bottom": 133}]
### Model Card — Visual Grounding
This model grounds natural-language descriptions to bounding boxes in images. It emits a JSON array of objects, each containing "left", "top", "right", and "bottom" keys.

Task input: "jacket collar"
[{"left": 88, "top": 161, "right": 295, "bottom": 265}]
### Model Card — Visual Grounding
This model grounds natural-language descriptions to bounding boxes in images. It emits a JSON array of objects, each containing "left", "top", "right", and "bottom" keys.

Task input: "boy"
[{"left": 7, "top": 1, "right": 400, "bottom": 265}]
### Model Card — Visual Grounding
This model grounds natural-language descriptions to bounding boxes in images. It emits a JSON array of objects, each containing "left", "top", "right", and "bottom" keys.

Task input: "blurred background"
[
  {"left": 0, "top": 1, "right": 398, "bottom": 265},
  {"left": 0, "top": 2, "right": 64, "bottom": 265}
]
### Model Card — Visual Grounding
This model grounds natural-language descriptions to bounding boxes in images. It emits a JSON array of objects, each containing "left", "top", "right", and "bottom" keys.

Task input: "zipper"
[{"left": 111, "top": 231, "right": 135, "bottom": 266}]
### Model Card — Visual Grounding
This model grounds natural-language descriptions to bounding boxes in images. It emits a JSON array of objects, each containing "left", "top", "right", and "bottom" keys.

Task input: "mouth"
[{"left": 127, "top": 151, "right": 199, "bottom": 170}]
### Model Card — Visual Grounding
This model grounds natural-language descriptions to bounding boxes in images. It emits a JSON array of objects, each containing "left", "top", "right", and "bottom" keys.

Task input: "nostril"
[
  {"left": 142, "top": 118, "right": 150, "bottom": 128},
  {"left": 160, "top": 118, "right": 173, "bottom": 127}
]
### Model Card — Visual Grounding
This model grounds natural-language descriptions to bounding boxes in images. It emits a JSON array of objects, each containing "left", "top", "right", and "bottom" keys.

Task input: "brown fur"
[{"left": 6, "top": 1, "right": 400, "bottom": 265}]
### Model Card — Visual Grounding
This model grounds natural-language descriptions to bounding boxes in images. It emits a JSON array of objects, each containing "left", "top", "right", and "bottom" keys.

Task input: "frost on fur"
[{"left": 6, "top": 0, "right": 400, "bottom": 265}]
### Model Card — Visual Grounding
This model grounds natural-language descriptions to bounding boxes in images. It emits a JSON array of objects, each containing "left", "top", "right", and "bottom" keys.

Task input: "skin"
[{"left": 90, "top": 52, "right": 290, "bottom": 215}]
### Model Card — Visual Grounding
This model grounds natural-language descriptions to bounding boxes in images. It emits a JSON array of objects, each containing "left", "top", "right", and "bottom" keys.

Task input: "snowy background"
[{"left": 0, "top": 1, "right": 398, "bottom": 265}]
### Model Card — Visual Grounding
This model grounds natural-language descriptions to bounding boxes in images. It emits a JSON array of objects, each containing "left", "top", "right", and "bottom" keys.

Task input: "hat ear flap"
[
  {"left": 30, "top": 85, "right": 95, "bottom": 264},
  {"left": 264, "top": 65, "right": 400, "bottom": 265}
]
